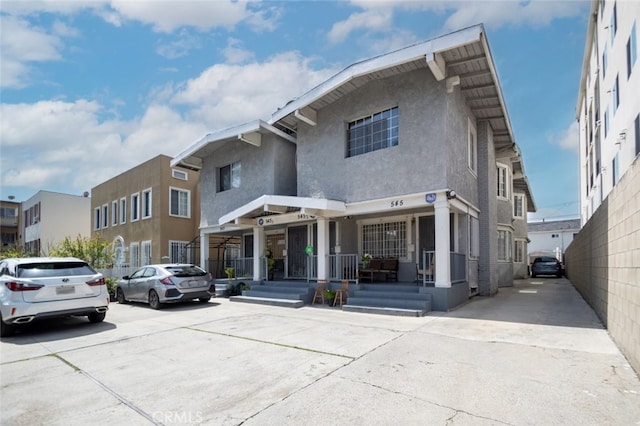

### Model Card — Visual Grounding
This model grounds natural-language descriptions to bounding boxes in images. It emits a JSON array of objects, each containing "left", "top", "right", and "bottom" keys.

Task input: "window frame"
[
  {"left": 359, "top": 216, "right": 409, "bottom": 261},
  {"left": 111, "top": 200, "right": 118, "bottom": 226},
  {"left": 218, "top": 162, "right": 241, "bottom": 192},
  {"left": 169, "top": 187, "right": 191, "bottom": 218},
  {"left": 169, "top": 240, "right": 190, "bottom": 263},
  {"left": 468, "top": 118, "right": 477, "bottom": 175},
  {"left": 627, "top": 22, "right": 637, "bottom": 78},
  {"left": 469, "top": 215, "right": 479, "bottom": 259},
  {"left": 131, "top": 192, "right": 140, "bottom": 222},
  {"left": 102, "top": 204, "right": 109, "bottom": 229},
  {"left": 497, "top": 163, "right": 510, "bottom": 200},
  {"left": 497, "top": 228, "right": 512, "bottom": 262},
  {"left": 142, "top": 188, "right": 152, "bottom": 219},
  {"left": 94, "top": 207, "right": 101, "bottom": 231},
  {"left": 141, "top": 240, "right": 152, "bottom": 266},
  {"left": 513, "top": 193, "right": 525, "bottom": 219},
  {"left": 129, "top": 242, "right": 140, "bottom": 268},
  {"left": 172, "top": 169, "right": 188, "bottom": 181},
  {"left": 346, "top": 106, "right": 399, "bottom": 158},
  {"left": 120, "top": 197, "right": 127, "bottom": 224}
]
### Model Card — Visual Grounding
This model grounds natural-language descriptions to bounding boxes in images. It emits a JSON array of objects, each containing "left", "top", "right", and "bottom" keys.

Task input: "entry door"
[
  {"left": 418, "top": 216, "right": 436, "bottom": 269},
  {"left": 287, "top": 226, "right": 308, "bottom": 278}
]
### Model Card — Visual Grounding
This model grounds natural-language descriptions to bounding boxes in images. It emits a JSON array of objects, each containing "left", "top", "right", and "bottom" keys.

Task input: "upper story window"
[
  {"left": 513, "top": 194, "right": 524, "bottom": 218},
  {"left": 219, "top": 162, "right": 241, "bottom": 192},
  {"left": 120, "top": 197, "right": 127, "bottom": 224},
  {"left": 112, "top": 201, "right": 118, "bottom": 226},
  {"left": 603, "top": 45, "right": 608, "bottom": 78},
  {"left": 94, "top": 207, "right": 101, "bottom": 231},
  {"left": 131, "top": 193, "right": 140, "bottom": 222},
  {"left": 172, "top": 169, "right": 188, "bottom": 181},
  {"left": 613, "top": 74, "right": 619, "bottom": 114},
  {"left": 628, "top": 22, "right": 637, "bottom": 78},
  {"left": 102, "top": 204, "right": 109, "bottom": 229},
  {"left": 497, "top": 163, "right": 510, "bottom": 199},
  {"left": 347, "top": 106, "right": 398, "bottom": 157},
  {"left": 142, "top": 188, "right": 152, "bottom": 219},
  {"left": 610, "top": 2, "right": 617, "bottom": 45},
  {"left": 170, "top": 187, "right": 190, "bottom": 218},
  {"left": 468, "top": 118, "right": 477, "bottom": 174}
]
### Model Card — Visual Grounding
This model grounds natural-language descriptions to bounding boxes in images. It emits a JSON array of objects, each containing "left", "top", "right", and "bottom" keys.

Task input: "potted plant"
[
  {"left": 361, "top": 253, "right": 372, "bottom": 268},
  {"left": 265, "top": 248, "right": 275, "bottom": 280},
  {"left": 325, "top": 289, "right": 336, "bottom": 305},
  {"left": 105, "top": 277, "right": 118, "bottom": 302}
]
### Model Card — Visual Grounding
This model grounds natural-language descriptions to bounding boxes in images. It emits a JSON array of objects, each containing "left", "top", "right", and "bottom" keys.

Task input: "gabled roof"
[
  {"left": 171, "top": 120, "right": 295, "bottom": 171},
  {"left": 528, "top": 219, "right": 581, "bottom": 233}
]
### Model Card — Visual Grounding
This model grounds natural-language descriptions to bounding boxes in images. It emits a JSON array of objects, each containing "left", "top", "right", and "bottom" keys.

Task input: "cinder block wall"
[{"left": 565, "top": 158, "right": 640, "bottom": 375}]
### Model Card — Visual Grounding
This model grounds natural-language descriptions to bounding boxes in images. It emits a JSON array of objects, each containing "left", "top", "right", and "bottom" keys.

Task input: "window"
[
  {"left": 142, "top": 188, "right": 152, "bottom": 219},
  {"left": 613, "top": 75, "right": 619, "bottom": 114},
  {"left": 102, "top": 204, "right": 108, "bottom": 229},
  {"left": 347, "top": 106, "right": 399, "bottom": 157},
  {"left": 513, "top": 194, "right": 524, "bottom": 218},
  {"left": 131, "top": 193, "right": 140, "bottom": 222},
  {"left": 469, "top": 216, "right": 479, "bottom": 259},
  {"left": 361, "top": 220, "right": 407, "bottom": 259},
  {"left": 497, "top": 164, "right": 510, "bottom": 199},
  {"left": 604, "top": 107, "right": 609, "bottom": 137},
  {"left": 120, "top": 197, "right": 127, "bottom": 224},
  {"left": 468, "top": 119, "right": 477, "bottom": 174},
  {"left": 142, "top": 241, "right": 152, "bottom": 266},
  {"left": 612, "top": 153, "right": 619, "bottom": 186},
  {"left": 0, "top": 207, "right": 16, "bottom": 218},
  {"left": 627, "top": 22, "right": 637, "bottom": 78},
  {"left": 170, "top": 241, "right": 189, "bottom": 263},
  {"left": 603, "top": 45, "right": 608, "bottom": 78},
  {"left": 514, "top": 240, "right": 525, "bottom": 263},
  {"left": 112, "top": 201, "right": 118, "bottom": 226},
  {"left": 610, "top": 2, "right": 617, "bottom": 45},
  {"left": 94, "top": 207, "right": 101, "bottom": 230},
  {"left": 497, "top": 229, "right": 512, "bottom": 261},
  {"left": 170, "top": 187, "right": 190, "bottom": 218},
  {"left": 219, "top": 162, "right": 241, "bottom": 192},
  {"left": 635, "top": 115, "right": 640, "bottom": 157},
  {"left": 130, "top": 243, "right": 140, "bottom": 268},
  {"left": 172, "top": 169, "right": 188, "bottom": 180}
]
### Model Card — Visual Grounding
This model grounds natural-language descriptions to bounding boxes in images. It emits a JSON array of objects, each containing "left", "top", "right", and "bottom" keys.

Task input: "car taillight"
[
  {"left": 6, "top": 281, "right": 44, "bottom": 291},
  {"left": 160, "top": 276, "right": 174, "bottom": 286},
  {"left": 87, "top": 277, "right": 106, "bottom": 286}
]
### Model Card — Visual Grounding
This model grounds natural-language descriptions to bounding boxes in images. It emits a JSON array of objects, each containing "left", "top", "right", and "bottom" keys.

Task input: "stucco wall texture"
[{"left": 565, "top": 157, "right": 640, "bottom": 375}]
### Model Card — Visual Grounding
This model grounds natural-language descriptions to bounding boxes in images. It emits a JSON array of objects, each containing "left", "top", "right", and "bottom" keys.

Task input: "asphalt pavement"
[{"left": 1, "top": 277, "right": 639, "bottom": 425}]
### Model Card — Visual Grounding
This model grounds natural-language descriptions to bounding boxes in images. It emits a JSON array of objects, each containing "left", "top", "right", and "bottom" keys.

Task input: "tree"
[
  {"left": 0, "top": 245, "right": 36, "bottom": 260},
  {"left": 48, "top": 234, "right": 113, "bottom": 268}
]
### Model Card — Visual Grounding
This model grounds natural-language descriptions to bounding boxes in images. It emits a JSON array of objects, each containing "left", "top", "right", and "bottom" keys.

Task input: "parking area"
[{"left": 1, "top": 277, "right": 639, "bottom": 425}]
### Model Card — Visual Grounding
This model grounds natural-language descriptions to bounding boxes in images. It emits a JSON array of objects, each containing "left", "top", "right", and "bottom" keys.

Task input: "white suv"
[{"left": 0, "top": 257, "right": 109, "bottom": 337}]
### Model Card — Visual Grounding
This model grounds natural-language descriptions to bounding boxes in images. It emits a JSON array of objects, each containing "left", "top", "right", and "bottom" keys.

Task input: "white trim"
[
  {"left": 468, "top": 117, "right": 477, "bottom": 176},
  {"left": 169, "top": 186, "right": 191, "bottom": 218},
  {"left": 130, "top": 192, "right": 140, "bottom": 222},
  {"left": 172, "top": 169, "right": 188, "bottom": 180},
  {"left": 142, "top": 187, "right": 152, "bottom": 219},
  {"left": 120, "top": 197, "right": 127, "bottom": 224},
  {"left": 111, "top": 200, "right": 118, "bottom": 226}
]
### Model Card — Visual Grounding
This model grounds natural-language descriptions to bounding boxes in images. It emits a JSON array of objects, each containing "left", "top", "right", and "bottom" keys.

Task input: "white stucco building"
[{"left": 577, "top": 0, "right": 640, "bottom": 224}]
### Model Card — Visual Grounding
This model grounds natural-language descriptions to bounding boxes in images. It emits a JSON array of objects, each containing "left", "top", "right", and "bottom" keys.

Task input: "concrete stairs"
[
  {"left": 342, "top": 284, "right": 432, "bottom": 317},
  {"left": 230, "top": 281, "right": 313, "bottom": 308}
]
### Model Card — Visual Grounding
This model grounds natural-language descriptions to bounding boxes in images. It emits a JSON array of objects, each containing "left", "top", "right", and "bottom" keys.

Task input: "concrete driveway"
[{"left": 1, "top": 277, "right": 639, "bottom": 425}]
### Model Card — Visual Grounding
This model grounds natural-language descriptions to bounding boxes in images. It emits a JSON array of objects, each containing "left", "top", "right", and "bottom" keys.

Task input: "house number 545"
[{"left": 390, "top": 200, "right": 404, "bottom": 207}]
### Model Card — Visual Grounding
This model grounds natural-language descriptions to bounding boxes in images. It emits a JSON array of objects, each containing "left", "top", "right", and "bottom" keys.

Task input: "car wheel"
[
  {"left": 198, "top": 297, "right": 211, "bottom": 303},
  {"left": 531, "top": 273, "right": 536, "bottom": 278},
  {"left": 149, "top": 290, "right": 163, "bottom": 310},
  {"left": 0, "top": 314, "right": 16, "bottom": 338},
  {"left": 88, "top": 312, "right": 106, "bottom": 323},
  {"left": 116, "top": 288, "right": 128, "bottom": 304}
]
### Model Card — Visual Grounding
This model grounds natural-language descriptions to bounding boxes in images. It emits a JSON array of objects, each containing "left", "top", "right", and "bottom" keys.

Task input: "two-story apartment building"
[
  {"left": 172, "top": 25, "right": 535, "bottom": 311},
  {"left": 20, "top": 191, "right": 92, "bottom": 255},
  {"left": 0, "top": 199, "right": 20, "bottom": 250},
  {"left": 90, "top": 155, "right": 201, "bottom": 269}
]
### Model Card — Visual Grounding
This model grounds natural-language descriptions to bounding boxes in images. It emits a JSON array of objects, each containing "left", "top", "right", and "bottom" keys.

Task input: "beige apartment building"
[{"left": 90, "top": 155, "right": 201, "bottom": 268}]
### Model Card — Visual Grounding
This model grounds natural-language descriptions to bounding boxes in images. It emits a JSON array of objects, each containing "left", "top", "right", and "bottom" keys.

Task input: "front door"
[{"left": 287, "top": 226, "right": 307, "bottom": 278}]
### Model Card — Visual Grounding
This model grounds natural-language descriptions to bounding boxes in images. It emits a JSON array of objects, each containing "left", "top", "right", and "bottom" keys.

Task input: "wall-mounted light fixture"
[{"left": 446, "top": 190, "right": 457, "bottom": 200}]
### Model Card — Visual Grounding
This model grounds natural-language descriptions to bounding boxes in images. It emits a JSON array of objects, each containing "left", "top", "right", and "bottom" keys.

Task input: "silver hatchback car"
[
  {"left": 116, "top": 264, "right": 215, "bottom": 309},
  {"left": 0, "top": 257, "right": 109, "bottom": 337}
]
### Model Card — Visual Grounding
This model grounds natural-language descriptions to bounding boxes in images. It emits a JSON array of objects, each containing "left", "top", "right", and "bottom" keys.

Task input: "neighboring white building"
[
  {"left": 577, "top": 0, "right": 640, "bottom": 225},
  {"left": 528, "top": 219, "right": 581, "bottom": 263},
  {"left": 21, "top": 190, "right": 91, "bottom": 255}
]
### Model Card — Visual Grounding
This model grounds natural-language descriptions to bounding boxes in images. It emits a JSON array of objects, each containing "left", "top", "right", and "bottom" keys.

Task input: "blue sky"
[{"left": 0, "top": 0, "right": 590, "bottom": 221}]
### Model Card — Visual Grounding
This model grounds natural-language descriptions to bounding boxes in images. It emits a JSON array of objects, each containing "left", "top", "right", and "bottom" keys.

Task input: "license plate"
[{"left": 56, "top": 286, "right": 75, "bottom": 295}]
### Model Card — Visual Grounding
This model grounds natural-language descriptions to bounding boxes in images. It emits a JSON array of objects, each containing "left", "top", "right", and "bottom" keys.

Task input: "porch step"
[
  {"left": 342, "top": 305, "right": 425, "bottom": 317},
  {"left": 242, "top": 290, "right": 307, "bottom": 300},
  {"left": 346, "top": 296, "right": 431, "bottom": 312},
  {"left": 229, "top": 296, "right": 304, "bottom": 308},
  {"left": 352, "top": 290, "right": 430, "bottom": 300}
]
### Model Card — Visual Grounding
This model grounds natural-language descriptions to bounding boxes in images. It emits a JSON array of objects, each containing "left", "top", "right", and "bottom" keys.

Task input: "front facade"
[
  {"left": 173, "top": 25, "right": 535, "bottom": 310},
  {"left": 21, "top": 191, "right": 91, "bottom": 255},
  {"left": 90, "top": 155, "right": 201, "bottom": 269},
  {"left": 577, "top": 0, "right": 640, "bottom": 224}
]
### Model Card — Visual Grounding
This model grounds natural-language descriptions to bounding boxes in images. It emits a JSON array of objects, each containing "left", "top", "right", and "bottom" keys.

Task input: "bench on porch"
[{"left": 359, "top": 258, "right": 399, "bottom": 282}]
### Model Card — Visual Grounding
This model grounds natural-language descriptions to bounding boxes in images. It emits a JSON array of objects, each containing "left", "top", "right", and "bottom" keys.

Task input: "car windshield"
[
  {"left": 165, "top": 266, "right": 207, "bottom": 277},
  {"left": 535, "top": 257, "right": 557, "bottom": 263},
  {"left": 17, "top": 262, "right": 97, "bottom": 278}
]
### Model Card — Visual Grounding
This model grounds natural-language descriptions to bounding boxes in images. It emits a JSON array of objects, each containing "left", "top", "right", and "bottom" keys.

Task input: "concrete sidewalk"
[{"left": 1, "top": 277, "right": 639, "bottom": 425}]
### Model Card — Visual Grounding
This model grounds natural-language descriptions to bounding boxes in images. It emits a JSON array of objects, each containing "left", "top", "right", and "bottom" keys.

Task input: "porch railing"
[
  {"left": 328, "top": 254, "right": 359, "bottom": 281},
  {"left": 419, "top": 250, "right": 467, "bottom": 286},
  {"left": 225, "top": 257, "right": 253, "bottom": 279}
]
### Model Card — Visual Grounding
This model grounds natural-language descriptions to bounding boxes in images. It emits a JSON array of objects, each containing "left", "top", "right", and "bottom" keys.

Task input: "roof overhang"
[
  {"left": 576, "top": 0, "right": 599, "bottom": 118},
  {"left": 170, "top": 120, "right": 296, "bottom": 171},
  {"left": 219, "top": 195, "right": 346, "bottom": 227},
  {"left": 269, "top": 24, "right": 517, "bottom": 151}
]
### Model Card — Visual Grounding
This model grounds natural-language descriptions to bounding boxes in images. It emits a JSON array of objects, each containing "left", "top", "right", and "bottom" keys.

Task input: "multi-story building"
[
  {"left": 172, "top": 24, "right": 535, "bottom": 311},
  {"left": 577, "top": 0, "right": 639, "bottom": 224},
  {"left": 90, "top": 155, "right": 202, "bottom": 269},
  {"left": 21, "top": 190, "right": 91, "bottom": 255},
  {"left": 0, "top": 199, "right": 20, "bottom": 250}
]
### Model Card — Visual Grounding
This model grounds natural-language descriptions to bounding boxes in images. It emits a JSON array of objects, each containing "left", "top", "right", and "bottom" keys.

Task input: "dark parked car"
[
  {"left": 531, "top": 256, "right": 563, "bottom": 278},
  {"left": 116, "top": 264, "right": 215, "bottom": 309}
]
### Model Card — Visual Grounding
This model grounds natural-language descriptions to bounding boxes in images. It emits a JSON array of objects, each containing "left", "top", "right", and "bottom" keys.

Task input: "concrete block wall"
[{"left": 565, "top": 157, "right": 640, "bottom": 375}]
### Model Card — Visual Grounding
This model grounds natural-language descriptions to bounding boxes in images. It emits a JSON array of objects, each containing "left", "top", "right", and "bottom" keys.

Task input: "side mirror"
[{"left": 122, "top": 275, "right": 130, "bottom": 280}]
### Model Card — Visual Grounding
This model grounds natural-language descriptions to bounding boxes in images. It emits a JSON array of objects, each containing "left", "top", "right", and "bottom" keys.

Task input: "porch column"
[
  {"left": 200, "top": 231, "right": 209, "bottom": 272},
  {"left": 434, "top": 198, "right": 451, "bottom": 287},
  {"left": 317, "top": 218, "right": 329, "bottom": 281},
  {"left": 253, "top": 226, "right": 265, "bottom": 281}
]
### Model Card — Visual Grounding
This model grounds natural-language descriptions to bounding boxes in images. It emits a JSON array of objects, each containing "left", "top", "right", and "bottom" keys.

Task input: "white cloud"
[
  {"left": 222, "top": 38, "right": 255, "bottom": 65},
  {"left": 328, "top": 8, "right": 393, "bottom": 43},
  {"left": 156, "top": 29, "right": 202, "bottom": 59},
  {"left": 548, "top": 121, "right": 579, "bottom": 152}
]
